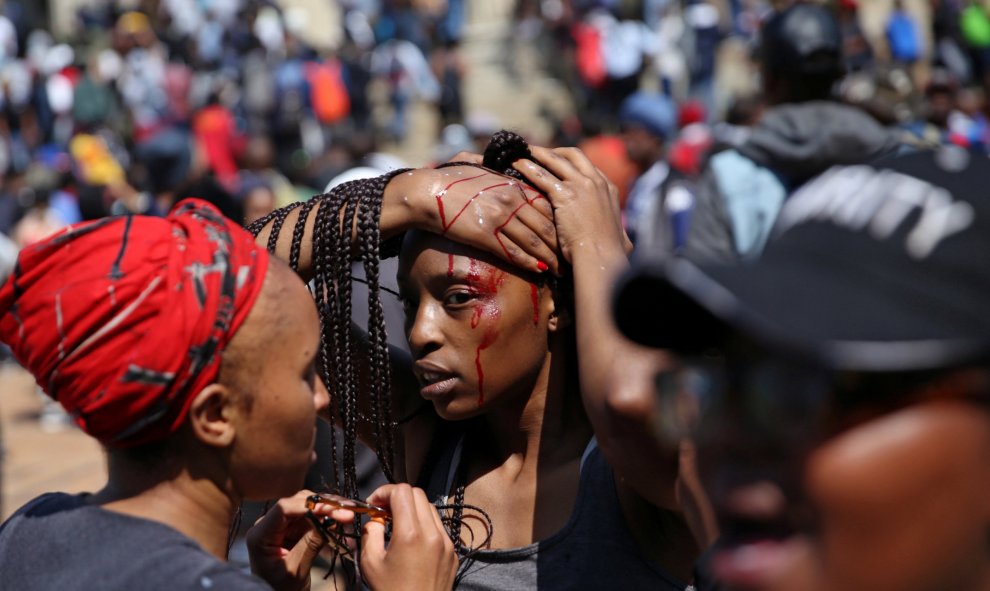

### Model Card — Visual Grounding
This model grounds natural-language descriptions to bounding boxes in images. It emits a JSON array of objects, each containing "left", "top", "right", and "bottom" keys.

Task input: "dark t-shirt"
[{"left": 0, "top": 493, "right": 271, "bottom": 590}]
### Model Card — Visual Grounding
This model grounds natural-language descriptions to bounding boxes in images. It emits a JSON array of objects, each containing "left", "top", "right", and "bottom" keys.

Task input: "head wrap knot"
[{"left": 0, "top": 199, "right": 269, "bottom": 447}]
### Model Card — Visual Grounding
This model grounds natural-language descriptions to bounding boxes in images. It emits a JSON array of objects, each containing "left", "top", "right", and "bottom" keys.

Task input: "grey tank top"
[{"left": 422, "top": 437, "right": 691, "bottom": 591}]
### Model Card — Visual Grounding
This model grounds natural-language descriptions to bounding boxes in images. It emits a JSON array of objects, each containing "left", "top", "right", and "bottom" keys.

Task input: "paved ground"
[{"left": 0, "top": 362, "right": 104, "bottom": 520}]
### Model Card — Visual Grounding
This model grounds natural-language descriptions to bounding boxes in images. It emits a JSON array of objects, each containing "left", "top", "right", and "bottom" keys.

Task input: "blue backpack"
[{"left": 887, "top": 11, "right": 921, "bottom": 62}]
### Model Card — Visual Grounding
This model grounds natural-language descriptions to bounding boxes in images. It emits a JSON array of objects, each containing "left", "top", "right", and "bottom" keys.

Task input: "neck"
[
  {"left": 481, "top": 338, "right": 591, "bottom": 472},
  {"left": 91, "top": 448, "right": 237, "bottom": 560}
]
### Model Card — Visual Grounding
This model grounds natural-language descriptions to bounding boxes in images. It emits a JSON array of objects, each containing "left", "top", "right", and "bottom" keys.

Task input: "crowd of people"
[
  {"left": 1, "top": 0, "right": 990, "bottom": 590},
  {"left": 0, "top": 0, "right": 473, "bottom": 283}
]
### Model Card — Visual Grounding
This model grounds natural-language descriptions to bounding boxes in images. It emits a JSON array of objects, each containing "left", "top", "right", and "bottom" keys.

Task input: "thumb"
[{"left": 283, "top": 525, "right": 327, "bottom": 573}]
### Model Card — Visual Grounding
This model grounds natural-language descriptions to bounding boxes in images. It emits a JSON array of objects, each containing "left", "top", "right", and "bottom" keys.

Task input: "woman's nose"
[
  {"left": 314, "top": 377, "right": 331, "bottom": 415},
  {"left": 406, "top": 302, "right": 444, "bottom": 356}
]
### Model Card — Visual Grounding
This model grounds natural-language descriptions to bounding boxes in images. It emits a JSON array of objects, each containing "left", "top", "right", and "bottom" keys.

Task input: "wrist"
[
  {"left": 381, "top": 168, "right": 435, "bottom": 238},
  {"left": 567, "top": 237, "right": 628, "bottom": 267}
]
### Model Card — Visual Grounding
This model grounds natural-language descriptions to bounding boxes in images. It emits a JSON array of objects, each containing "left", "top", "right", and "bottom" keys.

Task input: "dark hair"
[
  {"left": 759, "top": 4, "right": 844, "bottom": 102},
  {"left": 481, "top": 130, "right": 535, "bottom": 179},
  {"left": 247, "top": 169, "right": 409, "bottom": 498}
]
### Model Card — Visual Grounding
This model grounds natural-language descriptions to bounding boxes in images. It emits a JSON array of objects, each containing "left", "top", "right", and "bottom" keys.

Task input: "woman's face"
[{"left": 397, "top": 231, "right": 555, "bottom": 420}]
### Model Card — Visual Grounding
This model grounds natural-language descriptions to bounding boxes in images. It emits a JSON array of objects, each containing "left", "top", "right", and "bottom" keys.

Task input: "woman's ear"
[
  {"left": 546, "top": 292, "right": 573, "bottom": 332},
  {"left": 187, "top": 384, "right": 238, "bottom": 448}
]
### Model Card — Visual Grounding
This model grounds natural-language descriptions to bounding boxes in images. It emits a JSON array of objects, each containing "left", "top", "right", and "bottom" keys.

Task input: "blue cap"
[{"left": 619, "top": 92, "right": 677, "bottom": 139}]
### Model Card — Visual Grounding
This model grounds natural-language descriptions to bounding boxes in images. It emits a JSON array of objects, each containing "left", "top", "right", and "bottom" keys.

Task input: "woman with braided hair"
[{"left": 254, "top": 132, "right": 706, "bottom": 589}]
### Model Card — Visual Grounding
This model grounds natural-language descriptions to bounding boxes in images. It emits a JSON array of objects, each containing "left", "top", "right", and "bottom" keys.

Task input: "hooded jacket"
[{"left": 644, "top": 101, "right": 906, "bottom": 262}]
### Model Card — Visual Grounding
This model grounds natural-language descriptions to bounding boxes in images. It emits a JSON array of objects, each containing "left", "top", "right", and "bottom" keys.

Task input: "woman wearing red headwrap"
[{"left": 0, "top": 200, "right": 458, "bottom": 591}]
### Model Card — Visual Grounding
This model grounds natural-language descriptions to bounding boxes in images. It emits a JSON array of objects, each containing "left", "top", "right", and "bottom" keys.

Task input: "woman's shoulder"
[
  {"left": 0, "top": 493, "right": 270, "bottom": 591},
  {"left": 1, "top": 491, "right": 88, "bottom": 527}
]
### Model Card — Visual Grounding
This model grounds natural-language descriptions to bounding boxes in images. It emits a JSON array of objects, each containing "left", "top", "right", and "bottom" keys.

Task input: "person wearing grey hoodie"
[{"left": 642, "top": 4, "right": 906, "bottom": 263}]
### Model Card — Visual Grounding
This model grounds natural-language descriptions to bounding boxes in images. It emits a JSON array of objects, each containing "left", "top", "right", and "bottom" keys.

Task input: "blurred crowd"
[
  {"left": 2, "top": 0, "right": 990, "bottom": 275},
  {"left": 485, "top": 0, "right": 990, "bottom": 252},
  {"left": 0, "top": 0, "right": 476, "bottom": 283}
]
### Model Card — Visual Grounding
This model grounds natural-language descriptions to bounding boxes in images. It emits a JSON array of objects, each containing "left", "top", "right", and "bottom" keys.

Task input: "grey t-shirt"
[{"left": 0, "top": 493, "right": 271, "bottom": 590}]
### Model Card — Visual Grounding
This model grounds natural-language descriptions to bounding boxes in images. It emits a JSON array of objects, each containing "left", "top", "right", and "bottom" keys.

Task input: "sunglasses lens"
[
  {"left": 656, "top": 356, "right": 832, "bottom": 442},
  {"left": 655, "top": 362, "right": 720, "bottom": 441}
]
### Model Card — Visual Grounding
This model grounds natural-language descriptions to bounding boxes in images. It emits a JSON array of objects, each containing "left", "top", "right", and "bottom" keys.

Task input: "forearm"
[
  {"left": 252, "top": 169, "right": 418, "bottom": 277},
  {"left": 570, "top": 243, "right": 681, "bottom": 508},
  {"left": 568, "top": 241, "right": 636, "bottom": 413}
]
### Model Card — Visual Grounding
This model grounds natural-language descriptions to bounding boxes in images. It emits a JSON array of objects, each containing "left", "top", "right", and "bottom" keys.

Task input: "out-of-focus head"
[
  {"left": 619, "top": 91, "right": 677, "bottom": 169},
  {"left": 239, "top": 174, "right": 276, "bottom": 226},
  {"left": 758, "top": 4, "right": 844, "bottom": 104},
  {"left": 114, "top": 11, "right": 155, "bottom": 49},
  {"left": 926, "top": 69, "right": 959, "bottom": 128},
  {"left": 613, "top": 148, "right": 990, "bottom": 591}
]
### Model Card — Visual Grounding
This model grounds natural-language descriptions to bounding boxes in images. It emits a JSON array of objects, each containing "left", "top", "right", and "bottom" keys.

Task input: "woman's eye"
[{"left": 444, "top": 291, "right": 477, "bottom": 306}]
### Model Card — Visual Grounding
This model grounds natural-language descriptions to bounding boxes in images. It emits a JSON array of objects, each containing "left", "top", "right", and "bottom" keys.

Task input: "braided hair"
[{"left": 247, "top": 169, "right": 409, "bottom": 497}]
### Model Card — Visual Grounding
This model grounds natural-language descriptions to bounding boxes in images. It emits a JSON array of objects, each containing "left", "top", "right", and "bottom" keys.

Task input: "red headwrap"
[{"left": 0, "top": 199, "right": 269, "bottom": 447}]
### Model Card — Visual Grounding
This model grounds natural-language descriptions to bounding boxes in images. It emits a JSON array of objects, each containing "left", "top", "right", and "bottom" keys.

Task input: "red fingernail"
[{"left": 537, "top": 261, "right": 549, "bottom": 272}]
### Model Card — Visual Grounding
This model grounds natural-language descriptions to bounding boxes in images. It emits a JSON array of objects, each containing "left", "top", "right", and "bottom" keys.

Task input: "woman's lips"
[{"left": 418, "top": 374, "right": 458, "bottom": 400}]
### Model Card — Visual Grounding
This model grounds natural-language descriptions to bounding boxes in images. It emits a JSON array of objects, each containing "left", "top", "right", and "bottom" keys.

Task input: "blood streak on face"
[
  {"left": 530, "top": 283, "right": 539, "bottom": 326},
  {"left": 399, "top": 231, "right": 554, "bottom": 419},
  {"left": 466, "top": 258, "right": 505, "bottom": 406}
]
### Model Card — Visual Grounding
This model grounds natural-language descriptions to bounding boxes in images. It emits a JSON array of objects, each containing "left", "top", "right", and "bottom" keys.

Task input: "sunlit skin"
[
  {"left": 256, "top": 146, "right": 704, "bottom": 579},
  {"left": 803, "top": 400, "right": 990, "bottom": 591},
  {"left": 224, "top": 260, "right": 329, "bottom": 502},
  {"left": 398, "top": 231, "right": 553, "bottom": 420},
  {"left": 397, "top": 230, "right": 602, "bottom": 551}
]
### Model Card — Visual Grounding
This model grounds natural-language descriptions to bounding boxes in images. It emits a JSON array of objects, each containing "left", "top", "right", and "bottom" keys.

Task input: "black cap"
[
  {"left": 759, "top": 4, "right": 843, "bottom": 79},
  {"left": 614, "top": 147, "right": 990, "bottom": 371}
]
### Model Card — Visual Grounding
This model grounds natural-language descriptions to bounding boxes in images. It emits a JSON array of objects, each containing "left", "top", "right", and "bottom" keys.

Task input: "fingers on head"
[{"left": 448, "top": 152, "right": 484, "bottom": 164}]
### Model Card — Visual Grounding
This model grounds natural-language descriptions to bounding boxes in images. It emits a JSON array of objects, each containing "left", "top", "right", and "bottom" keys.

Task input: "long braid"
[
  {"left": 337, "top": 194, "right": 361, "bottom": 497},
  {"left": 244, "top": 207, "right": 281, "bottom": 236},
  {"left": 288, "top": 199, "right": 318, "bottom": 272},
  {"left": 311, "top": 193, "right": 345, "bottom": 490},
  {"left": 266, "top": 201, "right": 302, "bottom": 253},
  {"left": 250, "top": 169, "right": 408, "bottom": 493},
  {"left": 357, "top": 191, "right": 396, "bottom": 483}
]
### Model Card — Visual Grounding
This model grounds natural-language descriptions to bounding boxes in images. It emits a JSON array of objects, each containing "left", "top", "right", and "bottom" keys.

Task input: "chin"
[{"left": 433, "top": 395, "right": 489, "bottom": 421}]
